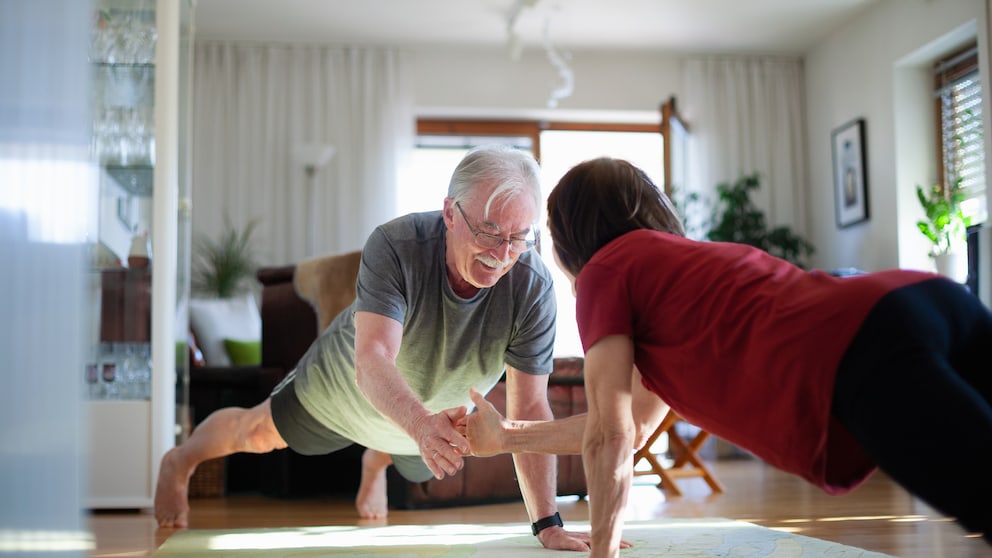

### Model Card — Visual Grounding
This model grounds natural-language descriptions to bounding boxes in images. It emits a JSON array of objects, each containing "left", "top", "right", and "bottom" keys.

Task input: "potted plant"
[
  {"left": 916, "top": 180, "right": 970, "bottom": 281},
  {"left": 188, "top": 216, "right": 263, "bottom": 368},
  {"left": 704, "top": 173, "right": 815, "bottom": 269},
  {"left": 191, "top": 216, "right": 259, "bottom": 298}
]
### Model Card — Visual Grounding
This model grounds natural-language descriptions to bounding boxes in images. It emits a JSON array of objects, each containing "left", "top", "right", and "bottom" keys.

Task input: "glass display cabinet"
[{"left": 86, "top": 0, "right": 192, "bottom": 509}]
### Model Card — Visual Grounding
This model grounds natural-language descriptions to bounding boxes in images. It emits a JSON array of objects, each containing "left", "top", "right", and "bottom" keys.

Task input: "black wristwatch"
[{"left": 531, "top": 512, "right": 563, "bottom": 536}]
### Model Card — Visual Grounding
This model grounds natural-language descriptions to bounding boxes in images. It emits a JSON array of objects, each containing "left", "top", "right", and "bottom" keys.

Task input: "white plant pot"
[{"left": 934, "top": 251, "right": 968, "bottom": 283}]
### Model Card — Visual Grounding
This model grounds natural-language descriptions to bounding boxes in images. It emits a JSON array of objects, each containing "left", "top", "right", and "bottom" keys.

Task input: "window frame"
[
  {"left": 933, "top": 42, "right": 986, "bottom": 293},
  {"left": 417, "top": 118, "right": 663, "bottom": 166}
]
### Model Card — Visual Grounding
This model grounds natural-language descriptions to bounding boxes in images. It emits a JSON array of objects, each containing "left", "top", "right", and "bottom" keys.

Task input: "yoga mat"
[{"left": 154, "top": 518, "right": 895, "bottom": 557}]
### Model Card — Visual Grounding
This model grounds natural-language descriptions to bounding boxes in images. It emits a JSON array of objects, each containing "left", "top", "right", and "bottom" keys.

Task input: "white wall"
[
  {"left": 411, "top": 46, "right": 682, "bottom": 123},
  {"left": 804, "top": 0, "right": 987, "bottom": 274}
]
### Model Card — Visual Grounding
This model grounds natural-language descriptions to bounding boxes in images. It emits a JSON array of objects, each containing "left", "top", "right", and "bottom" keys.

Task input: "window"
[
  {"left": 934, "top": 44, "right": 987, "bottom": 293},
  {"left": 934, "top": 44, "right": 987, "bottom": 226},
  {"left": 398, "top": 119, "right": 663, "bottom": 357}
]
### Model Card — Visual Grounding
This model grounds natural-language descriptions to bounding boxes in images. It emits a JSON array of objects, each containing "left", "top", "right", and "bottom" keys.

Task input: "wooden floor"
[{"left": 89, "top": 458, "right": 990, "bottom": 557}]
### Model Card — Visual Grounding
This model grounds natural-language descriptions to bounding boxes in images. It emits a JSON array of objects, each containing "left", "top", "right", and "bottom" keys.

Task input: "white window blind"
[{"left": 935, "top": 45, "right": 987, "bottom": 225}]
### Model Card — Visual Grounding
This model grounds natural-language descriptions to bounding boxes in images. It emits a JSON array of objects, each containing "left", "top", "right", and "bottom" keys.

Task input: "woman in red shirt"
[{"left": 545, "top": 157, "right": 992, "bottom": 558}]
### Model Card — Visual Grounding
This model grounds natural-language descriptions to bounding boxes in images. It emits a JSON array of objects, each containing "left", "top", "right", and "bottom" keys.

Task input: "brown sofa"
[{"left": 189, "top": 252, "right": 588, "bottom": 508}]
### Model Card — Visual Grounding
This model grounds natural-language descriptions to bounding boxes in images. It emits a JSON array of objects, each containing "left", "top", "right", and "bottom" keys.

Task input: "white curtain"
[
  {"left": 681, "top": 56, "right": 808, "bottom": 234},
  {"left": 191, "top": 43, "right": 415, "bottom": 266}
]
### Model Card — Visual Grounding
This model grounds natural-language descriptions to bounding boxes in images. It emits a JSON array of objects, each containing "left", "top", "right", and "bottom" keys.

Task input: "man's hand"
[
  {"left": 537, "top": 526, "right": 633, "bottom": 552},
  {"left": 464, "top": 388, "right": 509, "bottom": 457},
  {"left": 411, "top": 406, "right": 469, "bottom": 479}
]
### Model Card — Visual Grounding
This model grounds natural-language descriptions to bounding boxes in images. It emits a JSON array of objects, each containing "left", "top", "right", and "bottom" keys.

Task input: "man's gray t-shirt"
[{"left": 291, "top": 211, "right": 557, "bottom": 455}]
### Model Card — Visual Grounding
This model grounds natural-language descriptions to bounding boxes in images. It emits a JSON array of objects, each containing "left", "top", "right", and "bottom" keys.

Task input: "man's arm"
[
  {"left": 504, "top": 366, "right": 590, "bottom": 551},
  {"left": 583, "top": 335, "right": 636, "bottom": 558},
  {"left": 353, "top": 310, "right": 468, "bottom": 478}
]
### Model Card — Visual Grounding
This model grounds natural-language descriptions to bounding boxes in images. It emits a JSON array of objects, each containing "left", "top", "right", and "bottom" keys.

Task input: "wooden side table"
[{"left": 633, "top": 409, "right": 725, "bottom": 497}]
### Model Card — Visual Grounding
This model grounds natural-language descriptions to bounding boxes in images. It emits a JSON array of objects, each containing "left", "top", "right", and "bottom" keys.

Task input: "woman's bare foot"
[
  {"left": 355, "top": 449, "right": 392, "bottom": 519},
  {"left": 154, "top": 447, "right": 194, "bottom": 528}
]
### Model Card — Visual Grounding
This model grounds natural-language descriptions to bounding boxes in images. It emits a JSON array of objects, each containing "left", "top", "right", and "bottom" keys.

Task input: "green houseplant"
[
  {"left": 915, "top": 180, "right": 970, "bottom": 257},
  {"left": 191, "top": 217, "right": 259, "bottom": 298},
  {"left": 705, "top": 173, "right": 816, "bottom": 269}
]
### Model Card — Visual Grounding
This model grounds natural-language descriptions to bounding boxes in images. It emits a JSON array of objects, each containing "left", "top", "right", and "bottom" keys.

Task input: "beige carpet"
[{"left": 153, "top": 518, "right": 895, "bottom": 557}]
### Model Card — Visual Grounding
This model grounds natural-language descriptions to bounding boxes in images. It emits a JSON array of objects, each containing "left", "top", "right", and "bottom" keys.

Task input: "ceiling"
[{"left": 193, "top": 0, "right": 881, "bottom": 55}]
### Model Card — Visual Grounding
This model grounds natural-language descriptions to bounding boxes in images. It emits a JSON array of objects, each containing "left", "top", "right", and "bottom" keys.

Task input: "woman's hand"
[{"left": 464, "top": 388, "right": 509, "bottom": 457}]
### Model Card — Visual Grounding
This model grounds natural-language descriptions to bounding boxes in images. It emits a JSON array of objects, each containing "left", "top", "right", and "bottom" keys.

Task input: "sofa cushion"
[
  {"left": 224, "top": 338, "right": 262, "bottom": 366},
  {"left": 189, "top": 293, "right": 262, "bottom": 366}
]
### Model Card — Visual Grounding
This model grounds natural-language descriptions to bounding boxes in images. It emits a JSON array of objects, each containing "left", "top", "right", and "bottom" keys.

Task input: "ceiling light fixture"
[
  {"left": 505, "top": 0, "right": 573, "bottom": 108},
  {"left": 505, "top": 0, "right": 537, "bottom": 61},
  {"left": 542, "top": 17, "right": 573, "bottom": 108}
]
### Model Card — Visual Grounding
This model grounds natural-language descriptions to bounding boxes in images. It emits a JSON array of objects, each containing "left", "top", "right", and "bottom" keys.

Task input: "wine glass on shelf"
[
  {"left": 85, "top": 362, "right": 101, "bottom": 399},
  {"left": 136, "top": 343, "right": 152, "bottom": 399},
  {"left": 119, "top": 343, "right": 136, "bottom": 399},
  {"left": 101, "top": 359, "right": 118, "bottom": 400}
]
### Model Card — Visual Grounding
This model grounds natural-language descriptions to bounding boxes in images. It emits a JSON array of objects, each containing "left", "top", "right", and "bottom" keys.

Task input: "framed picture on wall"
[{"left": 831, "top": 118, "right": 869, "bottom": 228}]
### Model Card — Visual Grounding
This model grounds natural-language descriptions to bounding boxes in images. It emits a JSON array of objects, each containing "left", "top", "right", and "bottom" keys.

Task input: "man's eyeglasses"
[{"left": 455, "top": 202, "right": 538, "bottom": 254}]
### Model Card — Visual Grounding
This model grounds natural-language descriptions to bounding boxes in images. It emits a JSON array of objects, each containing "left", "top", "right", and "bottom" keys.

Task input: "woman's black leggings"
[{"left": 832, "top": 278, "right": 992, "bottom": 541}]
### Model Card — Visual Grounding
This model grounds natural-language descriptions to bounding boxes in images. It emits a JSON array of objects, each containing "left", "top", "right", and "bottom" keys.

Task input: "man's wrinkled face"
[{"left": 444, "top": 191, "right": 537, "bottom": 291}]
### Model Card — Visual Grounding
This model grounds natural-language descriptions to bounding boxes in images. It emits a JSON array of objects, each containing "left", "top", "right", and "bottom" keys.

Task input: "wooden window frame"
[{"left": 417, "top": 118, "right": 663, "bottom": 174}]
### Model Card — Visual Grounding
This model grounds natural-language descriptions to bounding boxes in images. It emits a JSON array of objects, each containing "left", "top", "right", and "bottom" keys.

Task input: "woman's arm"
[
  {"left": 465, "top": 366, "right": 667, "bottom": 456},
  {"left": 465, "top": 388, "right": 586, "bottom": 455},
  {"left": 583, "top": 334, "right": 636, "bottom": 558}
]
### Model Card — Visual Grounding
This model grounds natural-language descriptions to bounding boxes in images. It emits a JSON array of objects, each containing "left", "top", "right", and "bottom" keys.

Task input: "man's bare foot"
[
  {"left": 154, "top": 447, "right": 193, "bottom": 528},
  {"left": 355, "top": 449, "right": 392, "bottom": 519}
]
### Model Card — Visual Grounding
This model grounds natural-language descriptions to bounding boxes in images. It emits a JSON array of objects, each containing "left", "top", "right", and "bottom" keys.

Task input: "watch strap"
[{"left": 531, "top": 512, "right": 563, "bottom": 536}]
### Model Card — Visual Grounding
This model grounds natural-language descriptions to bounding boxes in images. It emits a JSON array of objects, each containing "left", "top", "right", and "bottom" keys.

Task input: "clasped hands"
[{"left": 409, "top": 388, "right": 516, "bottom": 480}]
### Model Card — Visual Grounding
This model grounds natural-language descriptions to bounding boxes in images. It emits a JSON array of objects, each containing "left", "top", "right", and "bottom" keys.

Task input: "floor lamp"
[{"left": 292, "top": 143, "right": 336, "bottom": 258}]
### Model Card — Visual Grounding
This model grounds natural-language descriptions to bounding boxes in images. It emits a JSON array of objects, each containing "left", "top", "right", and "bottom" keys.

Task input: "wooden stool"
[{"left": 633, "top": 409, "right": 724, "bottom": 497}]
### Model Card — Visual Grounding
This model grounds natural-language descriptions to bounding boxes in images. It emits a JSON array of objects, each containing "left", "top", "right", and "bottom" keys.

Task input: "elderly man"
[{"left": 154, "top": 144, "right": 592, "bottom": 551}]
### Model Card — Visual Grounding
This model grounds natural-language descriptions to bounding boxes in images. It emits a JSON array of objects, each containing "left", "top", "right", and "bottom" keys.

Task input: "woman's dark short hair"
[{"left": 547, "top": 157, "right": 685, "bottom": 277}]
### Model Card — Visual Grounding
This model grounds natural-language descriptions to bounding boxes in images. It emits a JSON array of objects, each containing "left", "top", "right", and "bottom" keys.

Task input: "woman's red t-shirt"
[{"left": 575, "top": 230, "right": 936, "bottom": 493}]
